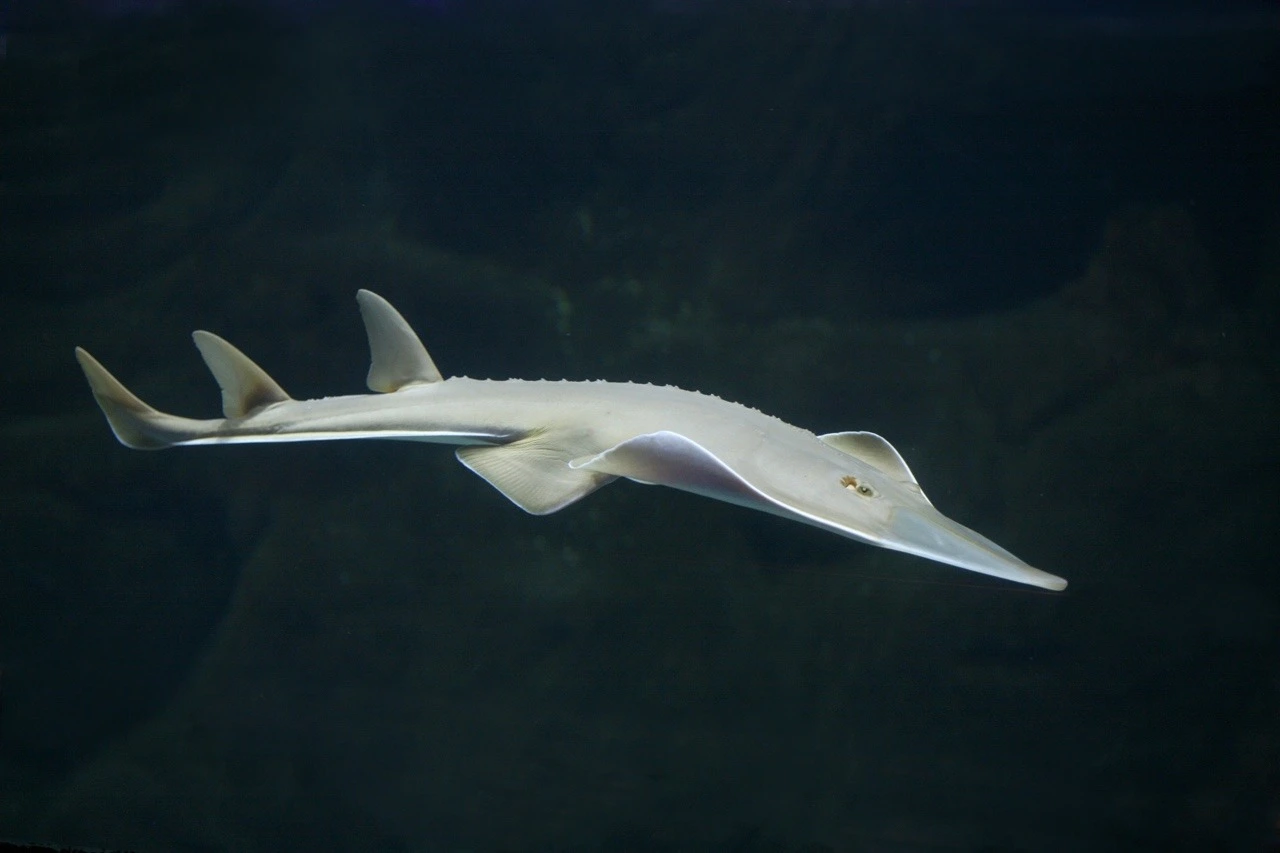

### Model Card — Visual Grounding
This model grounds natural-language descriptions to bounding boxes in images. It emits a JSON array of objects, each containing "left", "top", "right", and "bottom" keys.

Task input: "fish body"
[{"left": 76, "top": 290, "right": 1066, "bottom": 591}]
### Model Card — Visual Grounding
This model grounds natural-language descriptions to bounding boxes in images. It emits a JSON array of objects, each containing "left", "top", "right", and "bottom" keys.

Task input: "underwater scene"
[{"left": 1, "top": 1, "right": 1278, "bottom": 850}]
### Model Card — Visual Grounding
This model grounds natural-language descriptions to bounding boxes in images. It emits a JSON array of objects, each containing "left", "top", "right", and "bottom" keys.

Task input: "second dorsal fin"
[
  {"left": 192, "top": 330, "right": 293, "bottom": 418},
  {"left": 356, "top": 289, "right": 443, "bottom": 392}
]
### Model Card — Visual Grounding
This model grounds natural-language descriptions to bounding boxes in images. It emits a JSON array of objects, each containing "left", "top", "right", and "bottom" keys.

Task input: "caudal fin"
[{"left": 75, "top": 347, "right": 180, "bottom": 449}]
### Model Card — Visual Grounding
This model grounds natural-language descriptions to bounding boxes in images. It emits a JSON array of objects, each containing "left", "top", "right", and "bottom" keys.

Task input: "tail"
[
  {"left": 74, "top": 331, "right": 293, "bottom": 450},
  {"left": 77, "top": 289, "right": 440, "bottom": 449},
  {"left": 75, "top": 347, "right": 189, "bottom": 449}
]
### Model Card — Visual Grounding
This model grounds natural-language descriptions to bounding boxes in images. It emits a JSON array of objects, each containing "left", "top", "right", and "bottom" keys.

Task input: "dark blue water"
[{"left": 2, "top": 2, "right": 1278, "bottom": 850}]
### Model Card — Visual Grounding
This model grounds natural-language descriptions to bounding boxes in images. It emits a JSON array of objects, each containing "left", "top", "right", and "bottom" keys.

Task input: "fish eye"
[{"left": 840, "top": 475, "right": 877, "bottom": 498}]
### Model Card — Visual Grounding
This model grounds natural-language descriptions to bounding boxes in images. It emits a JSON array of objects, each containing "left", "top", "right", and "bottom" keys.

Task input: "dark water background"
[{"left": 2, "top": 1, "right": 1278, "bottom": 850}]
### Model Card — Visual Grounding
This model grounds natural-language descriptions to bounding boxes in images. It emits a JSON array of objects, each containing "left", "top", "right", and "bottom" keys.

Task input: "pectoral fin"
[
  {"left": 456, "top": 433, "right": 617, "bottom": 515},
  {"left": 570, "top": 431, "right": 768, "bottom": 511}
]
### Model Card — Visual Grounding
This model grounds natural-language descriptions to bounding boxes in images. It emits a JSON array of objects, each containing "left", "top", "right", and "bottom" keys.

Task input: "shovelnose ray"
[{"left": 75, "top": 290, "right": 1067, "bottom": 591}]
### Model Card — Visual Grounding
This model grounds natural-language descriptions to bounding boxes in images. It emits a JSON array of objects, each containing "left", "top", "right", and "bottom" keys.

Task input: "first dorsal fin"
[
  {"left": 356, "top": 289, "right": 443, "bottom": 392},
  {"left": 192, "top": 331, "right": 293, "bottom": 418}
]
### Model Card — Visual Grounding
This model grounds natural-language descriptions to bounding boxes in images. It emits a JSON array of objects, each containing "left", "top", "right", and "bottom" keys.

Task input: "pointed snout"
[{"left": 887, "top": 506, "right": 1067, "bottom": 591}]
